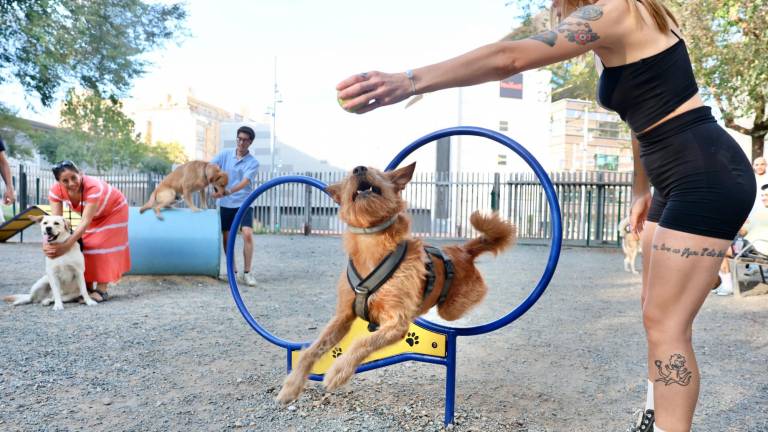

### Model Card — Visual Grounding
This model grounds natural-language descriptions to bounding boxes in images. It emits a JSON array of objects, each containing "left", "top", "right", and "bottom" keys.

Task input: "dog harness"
[{"left": 346, "top": 242, "right": 455, "bottom": 331}]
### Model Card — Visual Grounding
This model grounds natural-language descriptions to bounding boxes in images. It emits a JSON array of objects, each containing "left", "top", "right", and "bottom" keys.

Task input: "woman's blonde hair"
[{"left": 558, "top": 0, "right": 678, "bottom": 33}]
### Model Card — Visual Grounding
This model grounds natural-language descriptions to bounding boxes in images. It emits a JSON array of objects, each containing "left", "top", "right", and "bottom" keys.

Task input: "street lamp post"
[{"left": 266, "top": 57, "right": 282, "bottom": 232}]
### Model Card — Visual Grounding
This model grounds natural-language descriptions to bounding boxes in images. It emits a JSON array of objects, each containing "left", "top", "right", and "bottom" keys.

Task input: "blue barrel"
[{"left": 127, "top": 207, "right": 221, "bottom": 276}]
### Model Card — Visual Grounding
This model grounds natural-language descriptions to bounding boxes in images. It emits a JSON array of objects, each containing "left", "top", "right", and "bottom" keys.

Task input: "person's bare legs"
[
  {"left": 222, "top": 230, "right": 237, "bottom": 274},
  {"left": 643, "top": 225, "right": 731, "bottom": 431},
  {"left": 241, "top": 226, "right": 254, "bottom": 272}
]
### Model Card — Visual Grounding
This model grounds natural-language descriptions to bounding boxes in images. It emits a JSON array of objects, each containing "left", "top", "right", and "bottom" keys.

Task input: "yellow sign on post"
[{"left": 291, "top": 318, "right": 447, "bottom": 376}]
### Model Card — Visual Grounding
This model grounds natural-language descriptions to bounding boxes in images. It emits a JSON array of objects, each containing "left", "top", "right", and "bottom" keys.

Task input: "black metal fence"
[{"left": 6, "top": 165, "right": 632, "bottom": 247}]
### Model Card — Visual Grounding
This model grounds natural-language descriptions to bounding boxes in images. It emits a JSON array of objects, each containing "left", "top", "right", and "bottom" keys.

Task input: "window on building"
[
  {"left": 499, "top": 120, "right": 509, "bottom": 131},
  {"left": 497, "top": 154, "right": 507, "bottom": 166},
  {"left": 594, "top": 154, "right": 619, "bottom": 171}
]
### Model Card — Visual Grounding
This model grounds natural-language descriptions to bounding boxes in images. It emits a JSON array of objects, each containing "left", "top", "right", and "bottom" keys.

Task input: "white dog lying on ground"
[{"left": 3, "top": 215, "right": 96, "bottom": 310}]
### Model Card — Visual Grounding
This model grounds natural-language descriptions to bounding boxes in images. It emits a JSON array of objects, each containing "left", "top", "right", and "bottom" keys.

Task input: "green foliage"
[
  {"left": 0, "top": 0, "right": 187, "bottom": 107},
  {"left": 139, "top": 141, "right": 188, "bottom": 175},
  {"left": 0, "top": 105, "right": 34, "bottom": 159},
  {"left": 667, "top": 0, "right": 768, "bottom": 156}
]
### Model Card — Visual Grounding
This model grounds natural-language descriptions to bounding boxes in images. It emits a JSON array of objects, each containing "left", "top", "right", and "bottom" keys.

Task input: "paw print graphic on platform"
[
  {"left": 405, "top": 332, "right": 419, "bottom": 347},
  {"left": 332, "top": 347, "right": 343, "bottom": 358}
]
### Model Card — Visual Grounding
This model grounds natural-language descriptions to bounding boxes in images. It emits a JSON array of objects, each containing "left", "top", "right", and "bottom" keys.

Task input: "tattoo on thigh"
[
  {"left": 530, "top": 30, "right": 558, "bottom": 47},
  {"left": 654, "top": 354, "right": 693, "bottom": 386},
  {"left": 652, "top": 242, "right": 726, "bottom": 259}
]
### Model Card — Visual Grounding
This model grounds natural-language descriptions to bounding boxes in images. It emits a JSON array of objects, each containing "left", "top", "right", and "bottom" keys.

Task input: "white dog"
[{"left": 3, "top": 215, "right": 96, "bottom": 310}]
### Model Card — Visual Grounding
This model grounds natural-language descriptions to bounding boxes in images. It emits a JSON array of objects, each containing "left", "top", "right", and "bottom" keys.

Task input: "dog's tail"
[
  {"left": 462, "top": 211, "right": 516, "bottom": 258},
  {"left": 139, "top": 190, "right": 157, "bottom": 214},
  {"left": 3, "top": 294, "right": 31, "bottom": 305}
]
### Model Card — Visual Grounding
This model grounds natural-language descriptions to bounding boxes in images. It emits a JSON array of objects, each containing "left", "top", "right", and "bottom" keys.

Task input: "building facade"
[{"left": 549, "top": 98, "right": 633, "bottom": 172}]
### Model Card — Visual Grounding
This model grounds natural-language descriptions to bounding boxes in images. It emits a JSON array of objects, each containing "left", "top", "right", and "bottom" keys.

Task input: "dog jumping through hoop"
[{"left": 276, "top": 162, "right": 516, "bottom": 403}]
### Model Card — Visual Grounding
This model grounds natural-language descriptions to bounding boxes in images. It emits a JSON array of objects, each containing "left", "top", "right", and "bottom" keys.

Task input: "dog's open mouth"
[
  {"left": 46, "top": 233, "right": 60, "bottom": 243},
  {"left": 353, "top": 180, "right": 381, "bottom": 201}
]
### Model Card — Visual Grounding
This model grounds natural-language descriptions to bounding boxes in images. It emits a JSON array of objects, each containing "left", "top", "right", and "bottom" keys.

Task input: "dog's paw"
[
  {"left": 632, "top": 269, "right": 640, "bottom": 275},
  {"left": 41, "top": 298, "right": 53, "bottom": 306},
  {"left": 85, "top": 298, "right": 98, "bottom": 306},
  {"left": 323, "top": 363, "right": 354, "bottom": 392},
  {"left": 52, "top": 303, "right": 64, "bottom": 311},
  {"left": 276, "top": 372, "right": 304, "bottom": 405}
]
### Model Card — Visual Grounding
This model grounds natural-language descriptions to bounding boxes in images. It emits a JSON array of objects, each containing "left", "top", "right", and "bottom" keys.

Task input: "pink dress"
[{"left": 48, "top": 175, "right": 131, "bottom": 283}]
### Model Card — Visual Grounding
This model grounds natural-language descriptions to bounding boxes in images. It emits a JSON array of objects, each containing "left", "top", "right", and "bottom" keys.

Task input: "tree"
[
  {"left": 0, "top": 0, "right": 186, "bottom": 108},
  {"left": 36, "top": 89, "right": 148, "bottom": 173},
  {"left": 0, "top": 105, "right": 34, "bottom": 159},
  {"left": 668, "top": 1, "right": 768, "bottom": 157},
  {"left": 139, "top": 141, "right": 188, "bottom": 175}
]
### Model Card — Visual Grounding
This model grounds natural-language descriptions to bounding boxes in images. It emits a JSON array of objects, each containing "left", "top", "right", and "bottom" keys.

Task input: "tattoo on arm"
[
  {"left": 655, "top": 354, "right": 693, "bottom": 386},
  {"left": 557, "top": 20, "right": 600, "bottom": 45},
  {"left": 652, "top": 243, "right": 726, "bottom": 259},
  {"left": 572, "top": 5, "right": 604, "bottom": 21},
  {"left": 528, "top": 4, "right": 603, "bottom": 48},
  {"left": 530, "top": 30, "right": 558, "bottom": 47}
]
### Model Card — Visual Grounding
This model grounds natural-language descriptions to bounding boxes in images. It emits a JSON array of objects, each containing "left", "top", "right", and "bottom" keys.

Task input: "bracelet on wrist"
[{"left": 405, "top": 69, "right": 417, "bottom": 95}]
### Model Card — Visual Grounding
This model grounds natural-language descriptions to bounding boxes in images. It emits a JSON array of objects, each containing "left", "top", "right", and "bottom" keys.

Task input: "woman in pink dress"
[{"left": 45, "top": 160, "right": 131, "bottom": 301}]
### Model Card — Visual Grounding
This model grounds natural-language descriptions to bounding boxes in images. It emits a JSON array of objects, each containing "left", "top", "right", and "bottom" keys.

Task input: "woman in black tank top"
[{"left": 337, "top": 1, "right": 753, "bottom": 431}]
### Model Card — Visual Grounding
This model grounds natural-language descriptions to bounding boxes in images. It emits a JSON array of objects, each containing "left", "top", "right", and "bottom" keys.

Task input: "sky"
[{"left": 0, "top": 0, "right": 533, "bottom": 169}]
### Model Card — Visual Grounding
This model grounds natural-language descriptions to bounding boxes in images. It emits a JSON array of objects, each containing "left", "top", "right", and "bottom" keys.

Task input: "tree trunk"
[{"left": 754, "top": 133, "right": 767, "bottom": 160}]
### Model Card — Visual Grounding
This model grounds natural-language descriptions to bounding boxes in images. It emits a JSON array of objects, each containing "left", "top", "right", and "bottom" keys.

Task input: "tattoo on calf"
[
  {"left": 530, "top": 30, "right": 558, "bottom": 47},
  {"left": 655, "top": 354, "right": 693, "bottom": 386},
  {"left": 652, "top": 243, "right": 726, "bottom": 259},
  {"left": 572, "top": 5, "right": 604, "bottom": 21}
]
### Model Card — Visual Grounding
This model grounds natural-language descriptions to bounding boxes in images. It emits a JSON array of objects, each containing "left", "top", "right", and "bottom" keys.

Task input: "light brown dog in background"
[
  {"left": 276, "top": 162, "right": 516, "bottom": 404},
  {"left": 139, "top": 161, "right": 228, "bottom": 220},
  {"left": 619, "top": 216, "right": 642, "bottom": 274}
]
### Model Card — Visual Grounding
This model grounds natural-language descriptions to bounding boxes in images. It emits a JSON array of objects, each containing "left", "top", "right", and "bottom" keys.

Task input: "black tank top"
[{"left": 596, "top": 29, "right": 699, "bottom": 133}]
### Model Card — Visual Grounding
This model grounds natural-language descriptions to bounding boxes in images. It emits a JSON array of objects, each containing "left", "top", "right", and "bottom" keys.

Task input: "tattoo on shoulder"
[
  {"left": 654, "top": 354, "right": 692, "bottom": 386},
  {"left": 530, "top": 30, "right": 557, "bottom": 47},
  {"left": 572, "top": 5, "right": 604, "bottom": 21},
  {"left": 556, "top": 20, "right": 600, "bottom": 46}
]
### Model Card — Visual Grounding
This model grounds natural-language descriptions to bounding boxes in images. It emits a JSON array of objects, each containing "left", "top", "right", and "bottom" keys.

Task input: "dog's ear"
[
  {"left": 325, "top": 183, "right": 342, "bottom": 204},
  {"left": 387, "top": 162, "right": 416, "bottom": 192},
  {"left": 29, "top": 215, "right": 44, "bottom": 224},
  {"left": 63, "top": 219, "right": 72, "bottom": 232}
]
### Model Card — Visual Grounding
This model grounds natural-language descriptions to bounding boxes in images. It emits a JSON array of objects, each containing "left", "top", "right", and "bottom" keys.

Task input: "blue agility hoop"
[
  {"left": 226, "top": 127, "right": 563, "bottom": 425},
  {"left": 386, "top": 126, "right": 563, "bottom": 336}
]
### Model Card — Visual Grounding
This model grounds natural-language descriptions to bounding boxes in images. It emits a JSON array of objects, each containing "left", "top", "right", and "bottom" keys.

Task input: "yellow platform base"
[
  {"left": 0, "top": 205, "right": 82, "bottom": 242},
  {"left": 291, "top": 318, "right": 447, "bottom": 376}
]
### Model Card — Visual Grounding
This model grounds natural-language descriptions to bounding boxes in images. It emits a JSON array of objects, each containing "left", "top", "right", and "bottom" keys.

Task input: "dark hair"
[
  {"left": 237, "top": 126, "right": 255, "bottom": 141},
  {"left": 52, "top": 160, "right": 80, "bottom": 181},
  {"left": 762, "top": 184, "right": 768, "bottom": 191}
]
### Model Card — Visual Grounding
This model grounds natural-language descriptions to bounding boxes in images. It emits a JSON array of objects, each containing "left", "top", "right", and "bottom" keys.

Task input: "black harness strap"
[
  {"left": 347, "top": 243, "right": 455, "bottom": 332},
  {"left": 347, "top": 241, "right": 409, "bottom": 329},
  {"left": 424, "top": 246, "right": 455, "bottom": 306}
]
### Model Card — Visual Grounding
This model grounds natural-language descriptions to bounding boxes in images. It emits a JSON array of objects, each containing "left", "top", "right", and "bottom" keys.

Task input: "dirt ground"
[{"left": 1, "top": 231, "right": 767, "bottom": 432}]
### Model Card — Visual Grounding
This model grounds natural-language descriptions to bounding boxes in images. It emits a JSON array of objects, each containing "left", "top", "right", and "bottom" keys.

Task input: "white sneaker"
[
  {"left": 743, "top": 266, "right": 758, "bottom": 276},
  {"left": 242, "top": 272, "right": 256, "bottom": 287},
  {"left": 714, "top": 273, "right": 733, "bottom": 296}
]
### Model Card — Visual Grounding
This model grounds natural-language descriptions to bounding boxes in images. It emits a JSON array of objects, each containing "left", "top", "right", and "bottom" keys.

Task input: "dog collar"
[{"left": 347, "top": 214, "right": 399, "bottom": 235}]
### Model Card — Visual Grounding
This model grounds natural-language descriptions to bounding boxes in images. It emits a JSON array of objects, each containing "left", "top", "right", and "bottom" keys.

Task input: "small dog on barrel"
[
  {"left": 139, "top": 161, "right": 228, "bottom": 220},
  {"left": 276, "top": 162, "right": 515, "bottom": 404}
]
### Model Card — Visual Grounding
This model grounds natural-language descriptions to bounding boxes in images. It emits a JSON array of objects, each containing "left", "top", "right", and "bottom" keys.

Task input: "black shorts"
[
  {"left": 637, "top": 106, "right": 755, "bottom": 240},
  {"left": 220, "top": 206, "right": 254, "bottom": 232}
]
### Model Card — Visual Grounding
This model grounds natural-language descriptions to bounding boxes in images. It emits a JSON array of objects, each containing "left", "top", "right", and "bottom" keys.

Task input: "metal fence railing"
[{"left": 5, "top": 165, "right": 632, "bottom": 247}]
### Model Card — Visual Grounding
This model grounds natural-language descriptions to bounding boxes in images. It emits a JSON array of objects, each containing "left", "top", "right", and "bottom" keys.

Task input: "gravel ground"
[{"left": 1, "top": 231, "right": 767, "bottom": 432}]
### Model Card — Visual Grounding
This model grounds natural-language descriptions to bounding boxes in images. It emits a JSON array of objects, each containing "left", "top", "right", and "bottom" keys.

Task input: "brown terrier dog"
[
  {"left": 276, "top": 162, "right": 515, "bottom": 404},
  {"left": 139, "top": 160, "right": 228, "bottom": 220}
]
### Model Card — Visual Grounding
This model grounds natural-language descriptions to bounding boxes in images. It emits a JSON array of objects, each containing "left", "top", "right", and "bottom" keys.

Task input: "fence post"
[
  {"left": 595, "top": 171, "right": 605, "bottom": 243},
  {"left": 19, "top": 165, "right": 28, "bottom": 210},
  {"left": 586, "top": 189, "right": 592, "bottom": 247},
  {"left": 145, "top": 172, "right": 155, "bottom": 201},
  {"left": 303, "top": 182, "right": 312, "bottom": 236},
  {"left": 35, "top": 177, "right": 41, "bottom": 205},
  {"left": 491, "top": 173, "right": 500, "bottom": 212}
]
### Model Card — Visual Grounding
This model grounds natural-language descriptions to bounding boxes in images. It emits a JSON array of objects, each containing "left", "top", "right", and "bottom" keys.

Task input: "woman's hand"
[
  {"left": 629, "top": 192, "right": 652, "bottom": 235},
  {"left": 43, "top": 238, "right": 75, "bottom": 258},
  {"left": 336, "top": 71, "right": 413, "bottom": 114}
]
